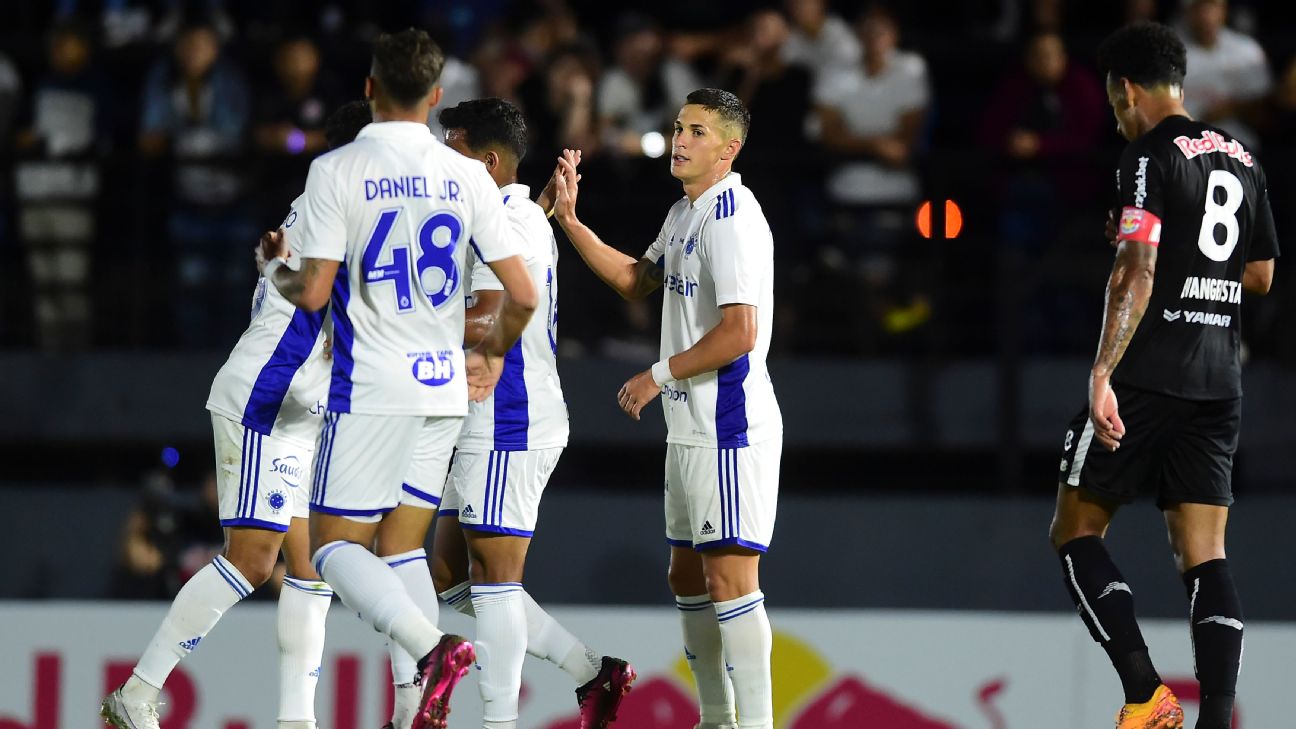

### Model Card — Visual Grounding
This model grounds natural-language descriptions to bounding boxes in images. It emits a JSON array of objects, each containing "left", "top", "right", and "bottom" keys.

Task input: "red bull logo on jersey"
[
  {"left": 410, "top": 350, "right": 455, "bottom": 386},
  {"left": 1173, "top": 130, "right": 1254, "bottom": 167}
]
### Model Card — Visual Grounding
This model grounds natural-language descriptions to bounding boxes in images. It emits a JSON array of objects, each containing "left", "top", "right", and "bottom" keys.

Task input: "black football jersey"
[{"left": 1110, "top": 115, "right": 1280, "bottom": 400}]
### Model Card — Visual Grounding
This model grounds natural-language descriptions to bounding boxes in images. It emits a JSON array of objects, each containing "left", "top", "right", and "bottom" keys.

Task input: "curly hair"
[
  {"left": 684, "top": 88, "right": 751, "bottom": 142},
  {"left": 1097, "top": 21, "right": 1188, "bottom": 90},
  {"left": 324, "top": 100, "right": 372, "bottom": 150},
  {"left": 371, "top": 28, "right": 445, "bottom": 108},
  {"left": 437, "top": 97, "right": 529, "bottom": 161}
]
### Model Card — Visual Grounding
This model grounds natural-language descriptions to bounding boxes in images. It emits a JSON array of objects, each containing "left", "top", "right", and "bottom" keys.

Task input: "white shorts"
[
  {"left": 310, "top": 412, "right": 461, "bottom": 522},
  {"left": 440, "top": 448, "right": 563, "bottom": 537},
  {"left": 212, "top": 414, "right": 312, "bottom": 532},
  {"left": 664, "top": 439, "right": 782, "bottom": 552}
]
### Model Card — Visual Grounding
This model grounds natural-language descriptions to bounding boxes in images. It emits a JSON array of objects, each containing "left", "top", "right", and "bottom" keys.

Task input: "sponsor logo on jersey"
[
  {"left": 1133, "top": 156, "right": 1150, "bottom": 208},
  {"left": 662, "top": 384, "right": 689, "bottom": 402},
  {"left": 700, "top": 520, "right": 715, "bottom": 536},
  {"left": 1180, "top": 276, "right": 1243, "bottom": 304},
  {"left": 665, "top": 272, "right": 698, "bottom": 298},
  {"left": 411, "top": 350, "right": 455, "bottom": 386},
  {"left": 1164, "top": 308, "right": 1232, "bottom": 327},
  {"left": 270, "top": 456, "right": 303, "bottom": 488},
  {"left": 266, "top": 489, "right": 287, "bottom": 513},
  {"left": 1173, "top": 129, "right": 1254, "bottom": 167}
]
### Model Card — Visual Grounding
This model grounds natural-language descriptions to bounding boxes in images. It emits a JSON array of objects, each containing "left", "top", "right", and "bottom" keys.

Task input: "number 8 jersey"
[
  {"left": 1110, "top": 115, "right": 1280, "bottom": 400},
  {"left": 296, "top": 121, "right": 520, "bottom": 416}
]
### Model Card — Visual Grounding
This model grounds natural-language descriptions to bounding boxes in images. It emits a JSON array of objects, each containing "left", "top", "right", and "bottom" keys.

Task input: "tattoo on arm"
[
  {"left": 634, "top": 259, "right": 664, "bottom": 298},
  {"left": 273, "top": 258, "right": 327, "bottom": 307},
  {"left": 1093, "top": 244, "right": 1156, "bottom": 377}
]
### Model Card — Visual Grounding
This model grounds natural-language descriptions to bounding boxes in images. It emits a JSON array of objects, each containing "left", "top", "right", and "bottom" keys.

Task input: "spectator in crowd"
[
  {"left": 782, "top": 0, "right": 862, "bottom": 85},
  {"left": 1178, "top": 0, "right": 1270, "bottom": 148},
  {"left": 0, "top": 52, "right": 19, "bottom": 143},
  {"left": 139, "top": 19, "right": 252, "bottom": 348},
  {"left": 252, "top": 36, "right": 338, "bottom": 216},
  {"left": 598, "top": 13, "right": 700, "bottom": 157},
  {"left": 111, "top": 470, "right": 226, "bottom": 600},
  {"left": 13, "top": 21, "right": 109, "bottom": 351},
  {"left": 518, "top": 42, "right": 602, "bottom": 172}
]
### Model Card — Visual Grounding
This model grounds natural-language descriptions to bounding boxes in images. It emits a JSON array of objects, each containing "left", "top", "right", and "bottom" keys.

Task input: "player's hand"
[
  {"left": 256, "top": 228, "right": 288, "bottom": 275},
  {"left": 1089, "top": 374, "right": 1126, "bottom": 452},
  {"left": 1105, "top": 208, "right": 1119, "bottom": 247},
  {"left": 538, "top": 148, "right": 581, "bottom": 217},
  {"left": 552, "top": 149, "right": 583, "bottom": 227},
  {"left": 617, "top": 369, "right": 661, "bottom": 421},
  {"left": 466, "top": 348, "right": 504, "bottom": 402}
]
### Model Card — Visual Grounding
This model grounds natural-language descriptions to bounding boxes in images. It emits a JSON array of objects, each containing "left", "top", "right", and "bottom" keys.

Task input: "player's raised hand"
[
  {"left": 551, "top": 149, "right": 583, "bottom": 226},
  {"left": 617, "top": 369, "right": 661, "bottom": 421},
  {"left": 466, "top": 348, "right": 504, "bottom": 402},
  {"left": 537, "top": 148, "right": 581, "bottom": 216},
  {"left": 1089, "top": 376, "right": 1126, "bottom": 452},
  {"left": 256, "top": 228, "right": 288, "bottom": 275}
]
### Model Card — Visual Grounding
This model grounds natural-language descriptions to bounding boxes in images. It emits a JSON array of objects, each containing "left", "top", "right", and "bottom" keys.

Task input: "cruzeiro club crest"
[{"left": 266, "top": 489, "right": 287, "bottom": 514}]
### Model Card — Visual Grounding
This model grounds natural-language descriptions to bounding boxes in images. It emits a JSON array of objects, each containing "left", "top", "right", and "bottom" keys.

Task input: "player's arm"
[
  {"left": 1243, "top": 183, "right": 1280, "bottom": 295},
  {"left": 551, "top": 151, "right": 664, "bottom": 300},
  {"left": 465, "top": 255, "right": 537, "bottom": 401},
  {"left": 1243, "top": 259, "right": 1274, "bottom": 295},
  {"left": 257, "top": 229, "right": 338, "bottom": 312},
  {"left": 1089, "top": 239, "right": 1157, "bottom": 450},
  {"left": 464, "top": 289, "right": 505, "bottom": 348}
]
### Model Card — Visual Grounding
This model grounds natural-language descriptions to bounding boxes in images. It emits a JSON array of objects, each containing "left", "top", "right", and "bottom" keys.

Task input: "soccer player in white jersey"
[
  {"left": 552, "top": 88, "right": 782, "bottom": 729},
  {"left": 100, "top": 100, "right": 374, "bottom": 729},
  {"left": 260, "top": 30, "right": 538, "bottom": 729},
  {"left": 414, "top": 97, "right": 634, "bottom": 729}
]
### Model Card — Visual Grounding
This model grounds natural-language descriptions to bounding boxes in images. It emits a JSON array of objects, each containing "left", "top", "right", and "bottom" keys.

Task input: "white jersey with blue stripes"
[
  {"left": 643, "top": 172, "right": 782, "bottom": 449},
  {"left": 294, "top": 121, "right": 521, "bottom": 416},
  {"left": 457, "top": 183, "right": 569, "bottom": 453},
  {"left": 207, "top": 193, "right": 327, "bottom": 449}
]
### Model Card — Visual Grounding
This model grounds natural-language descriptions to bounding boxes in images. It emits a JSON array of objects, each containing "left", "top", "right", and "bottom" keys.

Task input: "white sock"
[
  {"left": 440, "top": 580, "right": 600, "bottom": 685},
  {"left": 277, "top": 577, "right": 332, "bottom": 724},
  {"left": 313, "top": 541, "right": 441, "bottom": 660},
  {"left": 439, "top": 580, "right": 476, "bottom": 617},
  {"left": 676, "top": 594, "right": 735, "bottom": 726},
  {"left": 391, "top": 684, "right": 421, "bottom": 729},
  {"left": 128, "top": 556, "right": 252, "bottom": 700},
  {"left": 715, "top": 591, "right": 773, "bottom": 729},
  {"left": 522, "top": 591, "right": 600, "bottom": 685},
  {"left": 385, "top": 549, "right": 439, "bottom": 687},
  {"left": 471, "top": 584, "right": 527, "bottom": 724}
]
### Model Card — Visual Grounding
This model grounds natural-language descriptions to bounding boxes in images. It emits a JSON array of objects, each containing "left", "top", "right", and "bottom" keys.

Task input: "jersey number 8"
[
  {"left": 1197, "top": 170, "right": 1244, "bottom": 263},
  {"left": 361, "top": 208, "right": 462, "bottom": 312}
]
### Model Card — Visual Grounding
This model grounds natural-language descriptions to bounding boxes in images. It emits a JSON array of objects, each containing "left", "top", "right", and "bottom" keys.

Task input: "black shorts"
[{"left": 1057, "top": 385, "right": 1240, "bottom": 508}]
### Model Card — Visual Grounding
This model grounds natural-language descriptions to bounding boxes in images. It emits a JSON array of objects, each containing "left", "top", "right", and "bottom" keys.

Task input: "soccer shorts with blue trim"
[
  {"left": 310, "top": 412, "right": 461, "bottom": 522},
  {"left": 440, "top": 447, "right": 562, "bottom": 537},
  {"left": 664, "top": 439, "right": 781, "bottom": 552},
  {"left": 212, "top": 413, "right": 311, "bottom": 532}
]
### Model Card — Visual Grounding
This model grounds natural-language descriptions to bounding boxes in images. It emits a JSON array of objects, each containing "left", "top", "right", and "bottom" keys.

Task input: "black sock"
[
  {"left": 1057, "top": 536, "right": 1161, "bottom": 704},
  {"left": 1184, "top": 559, "right": 1243, "bottom": 729}
]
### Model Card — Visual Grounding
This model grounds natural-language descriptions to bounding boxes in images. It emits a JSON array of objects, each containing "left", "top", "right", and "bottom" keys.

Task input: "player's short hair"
[
  {"left": 437, "top": 97, "right": 529, "bottom": 161},
  {"left": 684, "top": 88, "right": 751, "bottom": 142},
  {"left": 370, "top": 28, "right": 445, "bottom": 109},
  {"left": 325, "top": 100, "right": 372, "bottom": 150},
  {"left": 1097, "top": 21, "right": 1187, "bottom": 91}
]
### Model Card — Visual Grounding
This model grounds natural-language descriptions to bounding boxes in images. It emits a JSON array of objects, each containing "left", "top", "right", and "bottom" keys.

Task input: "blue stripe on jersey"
[
  {"left": 328, "top": 263, "right": 355, "bottom": 412},
  {"left": 469, "top": 237, "right": 486, "bottom": 263},
  {"left": 654, "top": 255, "right": 665, "bottom": 268},
  {"left": 715, "top": 189, "right": 736, "bottom": 220},
  {"left": 242, "top": 309, "right": 325, "bottom": 433},
  {"left": 493, "top": 340, "right": 529, "bottom": 450},
  {"left": 716, "top": 354, "right": 750, "bottom": 447}
]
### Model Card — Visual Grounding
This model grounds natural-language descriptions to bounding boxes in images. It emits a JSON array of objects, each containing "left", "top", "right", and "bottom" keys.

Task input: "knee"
[
  {"left": 1049, "top": 518, "right": 1104, "bottom": 552},
  {"left": 430, "top": 556, "right": 461, "bottom": 593},
  {"left": 224, "top": 548, "right": 278, "bottom": 588},
  {"left": 667, "top": 563, "right": 705, "bottom": 597}
]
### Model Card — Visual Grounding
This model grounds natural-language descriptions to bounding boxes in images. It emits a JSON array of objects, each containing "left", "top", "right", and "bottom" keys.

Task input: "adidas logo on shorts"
[
  {"left": 700, "top": 520, "right": 715, "bottom": 536},
  {"left": 461, "top": 504, "right": 476, "bottom": 519}
]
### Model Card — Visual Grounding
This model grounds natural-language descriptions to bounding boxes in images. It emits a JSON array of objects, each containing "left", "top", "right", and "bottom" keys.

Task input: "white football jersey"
[
  {"left": 457, "top": 183, "right": 569, "bottom": 452},
  {"left": 643, "top": 173, "right": 782, "bottom": 448},
  {"left": 207, "top": 194, "right": 328, "bottom": 449},
  {"left": 294, "top": 121, "right": 520, "bottom": 416}
]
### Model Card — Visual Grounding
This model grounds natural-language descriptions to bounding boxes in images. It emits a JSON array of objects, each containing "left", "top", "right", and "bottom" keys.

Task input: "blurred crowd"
[{"left": 0, "top": 0, "right": 1292, "bottom": 360}]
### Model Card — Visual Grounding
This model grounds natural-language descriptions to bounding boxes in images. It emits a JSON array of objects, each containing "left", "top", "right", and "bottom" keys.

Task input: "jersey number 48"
[{"left": 362, "top": 208, "right": 463, "bottom": 311}]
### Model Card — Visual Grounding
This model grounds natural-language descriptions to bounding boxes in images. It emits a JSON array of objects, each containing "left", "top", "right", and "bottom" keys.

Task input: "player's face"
[
  {"left": 670, "top": 105, "right": 738, "bottom": 182},
  {"left": 1106, "top": 76, "right": 1140, "bottom": 142}
]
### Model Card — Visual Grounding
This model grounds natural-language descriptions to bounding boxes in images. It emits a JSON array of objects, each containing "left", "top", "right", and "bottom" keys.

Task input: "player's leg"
[
  {"left": 464, "top": 530, "right": 531, "bottom": 729},
  {"left": 375, "top": 502, "right": 439, "bottom": 729},
  {"left": 278, "top": 510, "right": 332, "bottom": 729},
  {"left": 1161, "top": 396, "right": 1242, "bottom": 729},
  {"left": 103, "top": 417, "right": 289, "bottom": 729},
  {"left": 666, "top": 444, "right": 736, "bottom": 729},
  {"left": 309, "top": 413, "right": 471, "bottom": 729}
]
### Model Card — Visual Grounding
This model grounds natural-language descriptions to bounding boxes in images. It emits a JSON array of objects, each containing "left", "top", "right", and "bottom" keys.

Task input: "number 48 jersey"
[
  {"left": 1111, "top": 115, "right": 1280, "bottom": 400},
  {"left": 296, "top": 121, "right": 520, "bottom": 416}
]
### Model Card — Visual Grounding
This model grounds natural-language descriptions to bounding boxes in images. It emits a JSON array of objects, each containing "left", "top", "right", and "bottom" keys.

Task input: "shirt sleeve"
[
  {"left": 643, "top": 208, "right": 674, "bottom": 266},
  {"left": 702, "top": 198, "right": 771, "bottom": 307},
  {"left": 465, "top": 166, "right": 521, "bottom": 264},
  {"left": 1249, "top": 181, "right": 1280, "bottom": 261},
  {"left": 279, "top": 194, "right": 306, "bottom": 270},
  {"left": 1114, "top": 141, "right": 1166, "bottom": 246},
  {"left": 297, "top": 158, "right": 348, "bottom": 261}
]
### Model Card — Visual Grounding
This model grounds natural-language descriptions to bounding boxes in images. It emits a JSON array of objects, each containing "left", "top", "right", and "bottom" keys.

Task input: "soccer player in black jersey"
[{"left": 1047, "top": 22, "right": 1279, "bottom": 729}]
